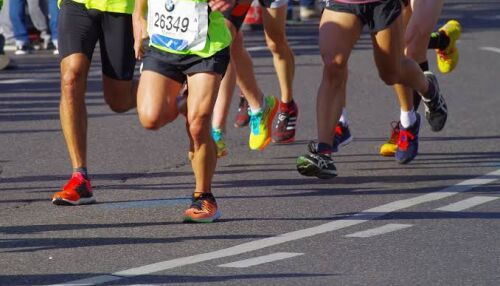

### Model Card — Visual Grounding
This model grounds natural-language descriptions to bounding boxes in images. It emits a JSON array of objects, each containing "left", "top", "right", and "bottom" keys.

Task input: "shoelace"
[
  {"left": 275, "top": 112, "right": 289, "bottom": 129},
  {"left": 249, "top": 110, "right": 263, "bottom": 135},
  {"left": 397, "top": 129, "right": 415, "bottom": 151},
  {"left": 389, "top": 121, "right": 401, "bottom": 144}
]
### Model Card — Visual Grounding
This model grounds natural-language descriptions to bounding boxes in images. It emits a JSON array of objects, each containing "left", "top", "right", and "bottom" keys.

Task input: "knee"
[
  {"left": 105, "top": 92, "right": 134, "bottom": 113},
  {"left": 405, "top": 27, "right": 428, "bottom": 57},
  {"left": 138, "top": 108, "right": 176, "bottom": 131},
  {"left": 188, "top": 114, "right": 211, "bottom": 147},
  {"left": 378, "top": 70, "right": 401, "bottom": 86},
  {"left": 322, "top": 55, "right": 348, "bottom": 84},
  {"left": 265, "top": 36, "right": 287, "bottom": 55},
  {"left": 60, "top": 68, "right": 86, "bottom": 98}
]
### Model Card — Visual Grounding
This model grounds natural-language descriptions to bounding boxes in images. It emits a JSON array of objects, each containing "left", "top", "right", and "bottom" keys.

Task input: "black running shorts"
[
  {"left": 325, "top": 0, "right": 404, "bottom": 33},
  {"left": 58, "top": 0, "right": 136, "bottom": 80},
  {"left": 140, "top": 47, "right": 230, "bottom": 84}
]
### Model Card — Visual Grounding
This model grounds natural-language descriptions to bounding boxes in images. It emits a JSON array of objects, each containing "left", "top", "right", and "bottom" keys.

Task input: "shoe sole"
[
  {"left": 296, "top": 157, "right": 337, "bottom": 179},
  {"left": 52, "top": 197, "right": 96, "bottom": 206},
  {"left": 272, "top": 136, "right": 295, "bottom": 144},
  {"left": 334, "top": 135, "right": 353, "bottom": 152},
  {"left": 183, "top": 210, "right": 222, "bottom": 223},
  {"left": 396, "top": 155, "right": 416, "bottom": 165}
]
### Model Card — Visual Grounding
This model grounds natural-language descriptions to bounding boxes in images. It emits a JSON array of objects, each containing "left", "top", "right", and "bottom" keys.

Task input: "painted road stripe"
[
  {"left": 480, "top": 46, "right": 500, "bottom": 54},
  {"left": 0, "top": 79, "right": 38, "bottom": 84},
  {"left": 51, "top": 168, "right": 500, "bottom": 286},
  {"left": 100, "top": 198, "right": 190, "bottom": 209},
  {"left": 218, "top": 252, "right": 303, "bottom": 268},
  {"left": 345, "top": 223, "right": 412, "bottom": 238},
  {"left": 435, "top": 196, "right": 499, "bottom": 212}
]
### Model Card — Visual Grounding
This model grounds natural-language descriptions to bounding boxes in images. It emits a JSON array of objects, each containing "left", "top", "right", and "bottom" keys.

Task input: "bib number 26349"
[{"left": 148, "top": 0, "right": 208, "bottom": 51}]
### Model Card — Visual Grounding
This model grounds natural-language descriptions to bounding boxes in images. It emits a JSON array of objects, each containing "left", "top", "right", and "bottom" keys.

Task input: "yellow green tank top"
[
  {"left": 59, "top": 0, "right": 134, "bottom": 14},
  {"left": 147, "top": 1, "right": 232, "bottom": 58}
]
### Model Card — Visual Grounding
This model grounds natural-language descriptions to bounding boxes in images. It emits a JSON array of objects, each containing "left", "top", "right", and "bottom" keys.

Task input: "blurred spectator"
[
  {"left": 287, "top": 0, "right": 320, "bottom": 21},
  {"left": 0, "top": 0, "right": 15, "bottom": 46},
  {"left": 47, "top": 0, "right": 58, "bottom": 54},
  {"left": 9, "top": 0, "right": 56, "bottom": 55}
]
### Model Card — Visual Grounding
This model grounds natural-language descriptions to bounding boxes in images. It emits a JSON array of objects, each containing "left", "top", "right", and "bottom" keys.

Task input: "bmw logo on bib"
[{"left": 165, "top": 0, "right": 175, "bottom": 12}]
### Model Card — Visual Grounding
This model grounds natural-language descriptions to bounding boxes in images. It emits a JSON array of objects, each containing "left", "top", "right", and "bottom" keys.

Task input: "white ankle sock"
[
  {"left": 339, "top": 108, "right": 348, "bottom": 125},
  {"left": 400, "top": 109, "right": 416, "bottom": 128}
]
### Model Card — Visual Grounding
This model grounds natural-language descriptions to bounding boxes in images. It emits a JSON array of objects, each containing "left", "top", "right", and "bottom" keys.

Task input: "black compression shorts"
[{"left": 58, "top": 0, "right": 136, "bottom": 80}]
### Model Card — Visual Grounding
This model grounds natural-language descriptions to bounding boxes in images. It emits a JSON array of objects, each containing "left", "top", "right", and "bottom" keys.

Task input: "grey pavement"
[{"left": 1, "top": 1, "right": 500, "bottom": 285}]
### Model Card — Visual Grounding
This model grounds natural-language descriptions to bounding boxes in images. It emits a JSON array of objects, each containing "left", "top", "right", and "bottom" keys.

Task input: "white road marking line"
[
  {"left": 480, "top": 46, "right": 500, "bottom": 54},
  {"left": 51, "top": 168, "right": 500, "bottom": 286},
  {"left": 50, "top": 275, "right": 121, "bottom": 286},
  {"left": 435, "top": 196, "right": 499, "bottom": 212},
  {"left": 345, "top": 223, "right": 412, "bottom": 238},
  {"left": 0, "top": 79, "right": 38, "bottom": 84},
  {"left": 218, "top": 252, "right": 303, "bottom": 268}
]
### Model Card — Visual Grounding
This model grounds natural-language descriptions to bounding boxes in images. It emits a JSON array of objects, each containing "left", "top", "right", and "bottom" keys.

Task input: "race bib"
[{"left": 148, "top": 0, "right": 208, "bottom": 51}]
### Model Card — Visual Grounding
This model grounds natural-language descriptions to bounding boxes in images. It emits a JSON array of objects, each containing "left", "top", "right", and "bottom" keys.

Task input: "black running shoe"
[
  {"left": 423, "top": 71, "right": 448, "bottom": 132},
  {"left": 296, "top": 142, "right": 337, "bottom": 179}
]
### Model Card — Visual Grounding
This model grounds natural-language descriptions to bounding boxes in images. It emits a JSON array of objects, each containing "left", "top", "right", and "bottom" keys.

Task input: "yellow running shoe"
[
  {"left": 379, "top": 121, "right": 400, "bottom": 157},
  {"left": 436, "top": 20, "right": 461, "bottom": 74},
  {"left": 249, "top": 95, "right": 278, "bottom": 150},
  {"left": 211, "top": 128, "right": 228, "bottom": 158}
]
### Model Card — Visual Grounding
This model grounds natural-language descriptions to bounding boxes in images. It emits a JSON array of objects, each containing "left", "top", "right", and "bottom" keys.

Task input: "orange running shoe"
[
  {"left": 52, "top": 172, "right": 96, "bottom": 206},
  {"left": 183, "top": 192, "right": 221, "bottom": 223}
]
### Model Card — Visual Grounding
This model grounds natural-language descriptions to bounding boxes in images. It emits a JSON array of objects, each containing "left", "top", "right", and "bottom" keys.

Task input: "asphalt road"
[{"left": 1, "top": 1, "right": 499, "bottom": 285}]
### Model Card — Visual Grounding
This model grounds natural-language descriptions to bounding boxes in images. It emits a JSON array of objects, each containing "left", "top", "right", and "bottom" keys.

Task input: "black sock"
[
  {"left": 413, "top": 61, "right": 429, "bottom": 110},
  {"left": 74, "top": 167, "right": 88, "bottom": 179},
  {"left": 428, "top": 31, "right": 450, "bottom": 50},
  {"left": 317, "top": 142, "right": 332, "bottom": 155}
]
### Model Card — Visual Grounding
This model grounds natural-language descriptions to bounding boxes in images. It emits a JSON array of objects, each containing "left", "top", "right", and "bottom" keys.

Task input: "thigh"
[
  {"left": 406, "top": 0, "right": 444, "bottom": 40},
  {"left": 262, "top": 4, "right": 287, "bottom": 42},
  {"left": 372, "top": 9, "right": 405, "bottom": 76},
  {"left": 319, "top": 9, "right": 362, "bottom": 68},
  {"left": 58, "top": 0, "right": 99, "bottom": 60},
  {"left": 137, "top": 70, "right": 182, "bottom": 124},
  {"left": 186, "top": 72, "right": 222, "bottom": 122},
  {"left": 99, "top": 11, "right": 136, "bottom": 81}
]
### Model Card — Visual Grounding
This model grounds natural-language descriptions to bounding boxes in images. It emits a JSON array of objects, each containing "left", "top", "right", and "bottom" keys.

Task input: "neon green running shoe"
[
  {"left": 211, "top": 128, "right": 228, "bottom": 158},
  {"left": 249, "top": 95, "right": 278, "bottom": 150}
]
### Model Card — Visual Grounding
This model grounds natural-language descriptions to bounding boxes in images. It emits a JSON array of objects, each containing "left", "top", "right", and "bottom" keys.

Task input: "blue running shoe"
[
  {"left": 332, "top": 122, "right": 353, "bottom": 153},
  {"left": 395, "top": 113, "right": 421, "bottom": 164}
]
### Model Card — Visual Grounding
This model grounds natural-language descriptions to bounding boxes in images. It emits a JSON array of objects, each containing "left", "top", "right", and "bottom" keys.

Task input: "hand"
[
  {"left": 132, "top": 15, "right": 148, "bottom": 60},
  {"left": 208, "top": 0, "right": 235, "bottom": 12}
]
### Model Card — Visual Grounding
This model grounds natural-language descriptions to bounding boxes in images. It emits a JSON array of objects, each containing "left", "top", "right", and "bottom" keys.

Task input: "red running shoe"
[{"left": 52, "top": 172, "right": 96, "bottom": 206}]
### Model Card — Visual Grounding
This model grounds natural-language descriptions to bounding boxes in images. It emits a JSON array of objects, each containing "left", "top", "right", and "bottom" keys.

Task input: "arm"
[
  {"left": 209, "top": 0, "right": 235, "bottom": 12},
  {"left": 132, "top": 0, "right": 148, "bottom": 60}
]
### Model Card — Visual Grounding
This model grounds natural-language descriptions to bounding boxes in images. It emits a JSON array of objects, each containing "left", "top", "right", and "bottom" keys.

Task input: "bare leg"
[
  {"left": 317, "top": 10, "right": 361, "bottom": 145},
  {"left": 59, "top": 54, "right": 91, "bottom": 169},
  {"left": 262, "top": 5, "right": 295, "bottom": 103},
  {"left": 186, "top": 73, "right": 222, "bottom": 194}
]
